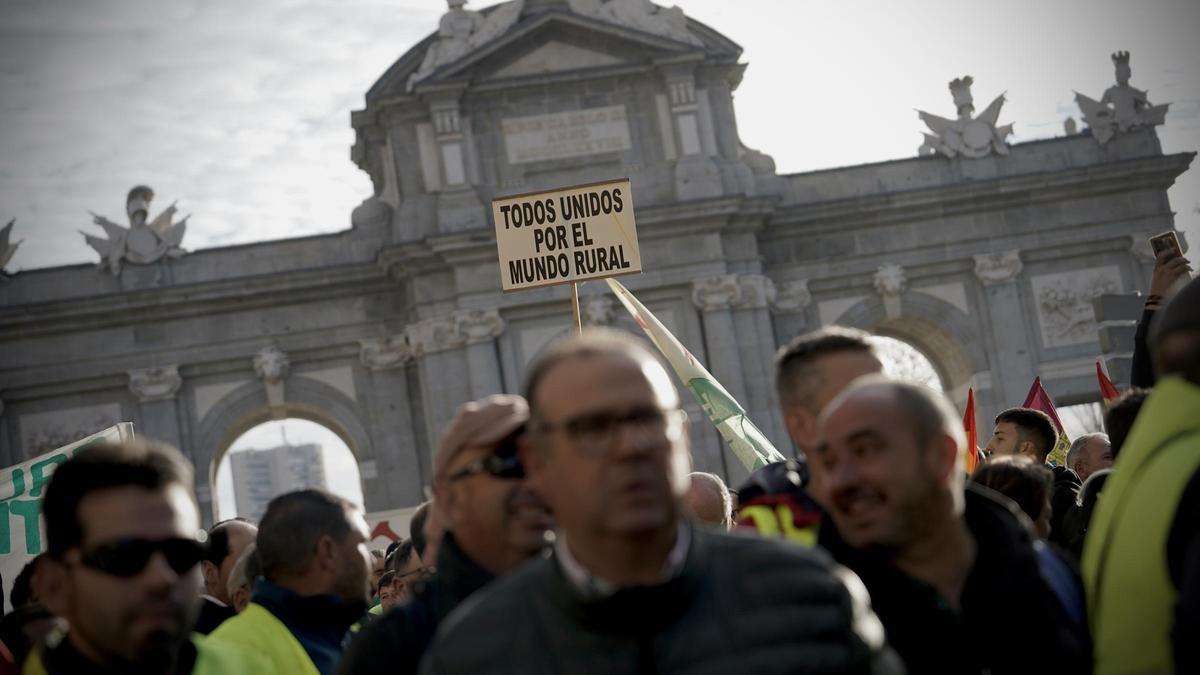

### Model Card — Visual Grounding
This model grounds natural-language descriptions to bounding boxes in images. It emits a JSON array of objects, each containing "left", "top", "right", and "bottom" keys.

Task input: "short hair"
[
  {"left": 42, "top": 440, "right": 194, "bottom": 558},
  {"left": 523, "top": 328, "right": 663, "bottom": 425},
  {"left": 370, "top": 549, "right": 385, "bottom": 562},
  {"left": 828, "top": 377, "right": 965, "bottom": 461},
  {"left": 387, "top": 539, "right": 415, "bottom": 575},
  {"left": 409, "top": 501, "right": 432, "bottom": 558},
  {"left": 994, "top": 408, "right": 1059, "bottom": 461},
  {"left": 256, "top": 489, "right": 357, "bottom": 580},
  {"left": 775, "top": 326, "right": 876, "bottom": 411},
  {"left": 1150, "top": 276, "right": 1200, "bottom": 384},
  {"left": 204, "top": 517, "right": 254, "bottom": 566},
  {"left": 1104, "top": 388, "right": 1150, "bottom": 458},
  {"left": 971, "top": 456, "right": 1053, "bottom": 525},
  {"left": 378, "top": 570, "right": 396, "bottom": 589},
  {"left": 1066, "top": 433, "right": 1109, "bottom": 472},
  {"left": 226, "top": 543, "right": 261, "bottom": 599},
  {"left": 10, "top": 555, "right": 45, "bottom": 609}
]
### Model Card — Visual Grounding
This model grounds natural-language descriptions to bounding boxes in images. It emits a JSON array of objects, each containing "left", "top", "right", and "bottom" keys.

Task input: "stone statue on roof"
[
  {"left": 918, "top": 76, "right": 1013, "bottom": 159},
  {"left": 1075, "top": 51, "right": 1169, "bottom": 144},
  {"left": 84, "top": 185, "right": 188, "bottom": 275},
  {"left": 1, "top": 218, "right": 21, "bottom": 278}
]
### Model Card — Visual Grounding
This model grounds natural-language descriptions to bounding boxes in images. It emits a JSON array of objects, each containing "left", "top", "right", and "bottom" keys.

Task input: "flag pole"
[{"left": 570, "top": 282, "right": 582, "bottom": 335}]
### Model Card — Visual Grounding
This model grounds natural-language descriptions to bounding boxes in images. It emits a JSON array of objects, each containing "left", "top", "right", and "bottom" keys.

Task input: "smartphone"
[{"left": 1149, "top": 231, "right": 1183, "bottom": 258}]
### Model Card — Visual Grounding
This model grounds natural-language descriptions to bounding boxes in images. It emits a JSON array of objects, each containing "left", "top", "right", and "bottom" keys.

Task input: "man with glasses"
[
  {"left": 29, "top": 440, "right": 260, "bottom": 674},
  {"left": 339, "top": 394, "right": 552, "bottom": 675},
  {"left": 421, "top": 329, "right": 899, "bottom": 674}
]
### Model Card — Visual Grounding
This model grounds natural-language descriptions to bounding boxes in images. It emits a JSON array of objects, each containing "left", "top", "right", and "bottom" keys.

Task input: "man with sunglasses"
[
  {"left": 28, "top": 440, "right": 259, "bottom": 674},
  {"left": 421, "top": 330, "right": 899, "bottom": 674},
  {"left": 339, "top": 394, "right": 552, "bottom": 675}
]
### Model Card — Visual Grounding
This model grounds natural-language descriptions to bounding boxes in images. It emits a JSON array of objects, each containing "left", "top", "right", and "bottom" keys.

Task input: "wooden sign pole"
[{"left": 570, "top": 282, "right": 583, "bottom": 335}]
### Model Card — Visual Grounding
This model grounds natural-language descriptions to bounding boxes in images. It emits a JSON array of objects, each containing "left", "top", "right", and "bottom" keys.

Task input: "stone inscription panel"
[{"left": 502, "top": 105, "right": 632, "bottom": 164}]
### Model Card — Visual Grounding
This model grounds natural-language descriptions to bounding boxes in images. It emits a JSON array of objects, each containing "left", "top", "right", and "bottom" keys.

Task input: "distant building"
[{"left": 230, "top": 443, "right": 327, "bottom": 522}]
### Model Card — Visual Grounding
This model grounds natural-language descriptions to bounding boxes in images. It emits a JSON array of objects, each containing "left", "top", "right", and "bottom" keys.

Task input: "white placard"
[
  {"left": 502, "top": 105, "right": 632, "bottom": 165},
  {"left": 492, "top": 178, "right": 641, "bottom": 292}
]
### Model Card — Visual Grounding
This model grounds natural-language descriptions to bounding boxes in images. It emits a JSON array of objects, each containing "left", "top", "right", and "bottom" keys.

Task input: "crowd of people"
[{"left": 0, "top": 248, "right": 1195, "bottom": 674}]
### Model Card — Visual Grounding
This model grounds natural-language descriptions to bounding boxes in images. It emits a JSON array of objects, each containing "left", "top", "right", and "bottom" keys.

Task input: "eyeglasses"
[
  {"left": 533, "top": 407, "right": 687, "bottom": 455},
  {"left": 78, "top": 537, "right": 205, "bottom": 578},
  {"left": 447, "top": 453, "right": 525, "bottom": 481}
]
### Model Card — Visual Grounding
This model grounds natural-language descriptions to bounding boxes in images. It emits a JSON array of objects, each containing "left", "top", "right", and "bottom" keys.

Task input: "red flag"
[
  {"left": 1096, "top": 360, "right": 1121, "bottom": 404},
  {"left": 1021, "top": 377, "right": 1071, "bottom": 466},
  {"left": 963, "top": 388, "right": 979, "bottom": 474}
]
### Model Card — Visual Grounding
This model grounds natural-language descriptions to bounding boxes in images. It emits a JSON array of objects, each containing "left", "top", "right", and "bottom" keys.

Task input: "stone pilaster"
[
  {"left": 456, "top": 308, "right": 506, "bottom": 399},
  {"left": 972, "top": 249, "right": 1036, "bottom": 405},
  {"left": 357, "top": 334, "right": 424, "bottom": 506},
  {"left": 407, "top": 315, "right": 472, "bottom": 458},
  {"left": 129, "top": 365, "right": 184, "bottom": 447}
]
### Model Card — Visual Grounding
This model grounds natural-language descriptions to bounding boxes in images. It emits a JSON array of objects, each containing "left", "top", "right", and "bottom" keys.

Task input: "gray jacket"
[{"left": 420, "top": 524, "right": 902, "bottom": 675}]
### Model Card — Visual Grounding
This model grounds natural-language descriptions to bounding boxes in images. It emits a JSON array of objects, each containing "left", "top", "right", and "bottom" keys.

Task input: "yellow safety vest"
[
  {"left": 207, "top": 602, "right": 320, "bottom": 675},
  {"left": 1083, "top": 377, "right": 1200, "bottom": 675},
  {"left": 23, "top": 632, "right": 264, "bottom": 675}
]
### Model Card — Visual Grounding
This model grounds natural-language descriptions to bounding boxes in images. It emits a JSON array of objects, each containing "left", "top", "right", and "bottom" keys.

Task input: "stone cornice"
[
  {"left": 0, "top": 262, "right": 389, "bottom": 340},
  {"left": 767, "top": 152, "right": 1194, "bottom": 237}
]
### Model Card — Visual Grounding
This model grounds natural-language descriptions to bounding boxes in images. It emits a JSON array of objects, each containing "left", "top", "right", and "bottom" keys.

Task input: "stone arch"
[
  {"left": 832, "top": 291, "right": 989, "bottom": 407},
  {"left": 191, "top": 376, "right": 373, "bottom": 524}
]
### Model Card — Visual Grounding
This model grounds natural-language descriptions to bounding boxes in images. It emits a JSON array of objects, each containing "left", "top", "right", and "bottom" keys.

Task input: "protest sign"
[
  {"left": 492, "top": 178, "right": 641, "bottom": 293},
  {"left": 1, "top": 423, "right": 134, "bottom": 612}
]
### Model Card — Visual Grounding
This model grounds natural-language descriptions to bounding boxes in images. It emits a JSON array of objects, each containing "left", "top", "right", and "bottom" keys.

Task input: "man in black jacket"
[
  {"left": 196, "top": 518, "right": 257, "bottom": 634},
  {"left": 813, "top": 377, "right": 1089, "bottom": 674},
  {"left": 338, "top": 395, "right": 553, "bottom": 675},
  {"left": 420, "top": 329, "right": 899, "bottom": 674}
]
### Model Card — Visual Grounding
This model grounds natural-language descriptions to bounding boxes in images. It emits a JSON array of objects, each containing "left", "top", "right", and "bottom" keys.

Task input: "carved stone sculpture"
[
  {"left": 918, "top": 76, "right": 1013, "bottom": 159},
  {"left": 359, "top": 336, "right": 412, "bottom": 371},
  {"left": 692, "top": 274, "right": 777, "bottom": 311},
  {"left": 455, "top": 308, "right": 505, "bottom": 344},
  {"left": 874, "top": 264, "right": 907, "bottom": 318},
  {"left": 406, "top": 316, "right": 467, "bottom": 356},
  {"left": 570, "top": 0, "right": 701, "bottom": 46},
  {"left": 582, "top": 295, "right": 616, "bottom": 326},
  {"left": 253, "top": 345, "right": 289, "bottom": 415},
  {"left": 128, "top": 366, "right": 183, "bottom": 402},
  {"left": 84, "top": 186, "right": 188, "bottom": 275},
  {"left": 408, "top": 0, "right": 521, "bottom": 90},
  {"left": 973, "top": 250, "right": 1023, "bottom": 285},
  {"left": 1076, "top": 51, "right": 1168, "bottom": 145},
  {"left": 0, "top": 218, "right": 20, "bottom": 278},
  {"left": 770, "top": 279, "right": 812, "bottom": 314}
]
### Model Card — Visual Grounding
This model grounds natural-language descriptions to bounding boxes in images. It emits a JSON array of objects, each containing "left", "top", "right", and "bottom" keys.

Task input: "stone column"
[
  {"left": 456, "top": 308, "right": 506, "bottom": 399},
  {"left": 726, "top": 275, "right": 789, "bottom": 452},
  {"left": 769, "top": 279, "right": 813, "bottom": 346},
  {"left": 973, "top": 250, "right": 1036, "bottom": 405},
  {"left": 128, "top": 366, "right": 184, "bottom": 448},
  {"left": 427, "top": 92, "right": 485, "bottom": 233},
  {"left": 692, "top": 275, "right": 752, "bottom": 406},
  {"left": 662, "top": 65, "right": 721, "bottom": 200},
  {"left": 407, "top": 316, "right": 471, "bottom": 463},
  {"left": 358, "top": 336, "right": 425, "bottom": 508}
]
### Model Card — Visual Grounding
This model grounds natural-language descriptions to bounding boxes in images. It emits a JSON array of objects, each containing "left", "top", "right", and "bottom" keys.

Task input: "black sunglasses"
[
  {"left": 447, "top": 453, "right": 525, "bottom": 481},
  {"left": 79, "top": 537, "right": 205, "bottom": 578}
]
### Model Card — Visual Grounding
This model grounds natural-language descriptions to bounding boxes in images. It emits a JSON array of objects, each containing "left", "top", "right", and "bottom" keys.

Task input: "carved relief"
[
  {"left": 455, "top": 308, "right": 505, "bottom": 344},
  {"left": 253, "top": 345, "right": 290, "bottom": 414},
  {"left": 1032, "top": 267, "right": 1122, "bottom": 348},
  {"left": 770, "top": 279, "right": 812, "bottom": 314},
  {"left": 582, "top": 295, "right": 616, "bottom": 326},
  {"left": 973, "top": 250, "right": 1023, "bottom": 285},
  {"left": 359, "top": 336, "right": 412, "bottom": 371},
  {"left": 874, "top": 264, "right": 907, "bottom": 319},
  {"left": 128, "top": 366, "right": 183, "bottom": 402},
  {"left": 84, "top": 186, "right": 188, "bottom": 275},
  {"left": 20, "top": 403, "right": 122, "bottom": 456},
  {"left": 691, "top": 274, "right": 775, "bottom": 312},
  {"left": 406, "top": 316, "right": 466, "bottom": 356}
]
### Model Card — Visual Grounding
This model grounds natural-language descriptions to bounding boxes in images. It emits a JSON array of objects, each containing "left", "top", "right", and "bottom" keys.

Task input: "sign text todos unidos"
[{"left": 492, "top": 179, "right": 641, "bottom": 291}]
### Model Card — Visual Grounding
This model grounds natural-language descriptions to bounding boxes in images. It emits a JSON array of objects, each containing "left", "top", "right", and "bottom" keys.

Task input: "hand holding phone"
[{"left": 1148, "top": 231, "right": 1192, "bottom": 299}]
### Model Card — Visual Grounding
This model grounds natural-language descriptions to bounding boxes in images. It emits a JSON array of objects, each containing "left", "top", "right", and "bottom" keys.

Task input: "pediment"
[{"left": 487, "top": 40, "right": 626, "bottom": 79}]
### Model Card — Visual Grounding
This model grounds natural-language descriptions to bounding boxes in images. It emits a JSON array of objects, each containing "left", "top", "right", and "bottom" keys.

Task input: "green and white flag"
[{"left": 606, "top": 278, "right": 786, "bottom": 471}]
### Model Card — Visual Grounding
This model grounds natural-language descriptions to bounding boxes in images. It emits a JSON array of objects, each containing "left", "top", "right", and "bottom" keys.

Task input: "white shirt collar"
[
  {"left": 555, "top": 522, "right": 690, "bottom": 599},
  {"left": 199, "top": 593, "right": 228, "bottom": 608}
]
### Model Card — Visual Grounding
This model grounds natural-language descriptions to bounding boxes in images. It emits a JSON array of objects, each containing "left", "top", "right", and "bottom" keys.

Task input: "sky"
[{"left": 0, "top": 0, "right": 1196, "bottom": 273}]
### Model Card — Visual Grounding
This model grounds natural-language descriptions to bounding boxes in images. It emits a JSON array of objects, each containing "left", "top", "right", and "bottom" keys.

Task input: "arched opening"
[
  {"left": 214, "top": 418, "right": 364, "bottom": 522},
  {"left": 870, "top": 335, "right": 945, "bottom": 391}
]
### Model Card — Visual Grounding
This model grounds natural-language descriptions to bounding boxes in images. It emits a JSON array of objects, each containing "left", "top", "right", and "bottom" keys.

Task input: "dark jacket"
[
  {"left": 819, "top": 483, "right": 1090, "bottom": 675},
  {"left": 251, "top": 579, "right": 359, "bottom": 675},
  {"left": 193, "top": 597, "right": 235, "bottom": 635},
  {"left": 338, "top": 534, "right": 495, "bottom": 675},
  {"left": 420, "top": 523, "right": 900, "bottom": 675},
  {"left": 1048, "top": 465, "right": 1082, "bottom": 551}
]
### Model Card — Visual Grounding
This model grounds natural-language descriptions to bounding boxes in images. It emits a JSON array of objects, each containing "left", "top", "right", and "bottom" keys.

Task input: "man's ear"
[
  {"left": 36, "top": 557, "right": 69, "bottom": 618},
  {"left": 201, "top": 560, "right": 219, "bottom": 592},
  {"left": 784, "top": 405, "right": 814, "bottom": 451},
  {"left": 315, "top": 535, "right": 338, "bottom": 574}
]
